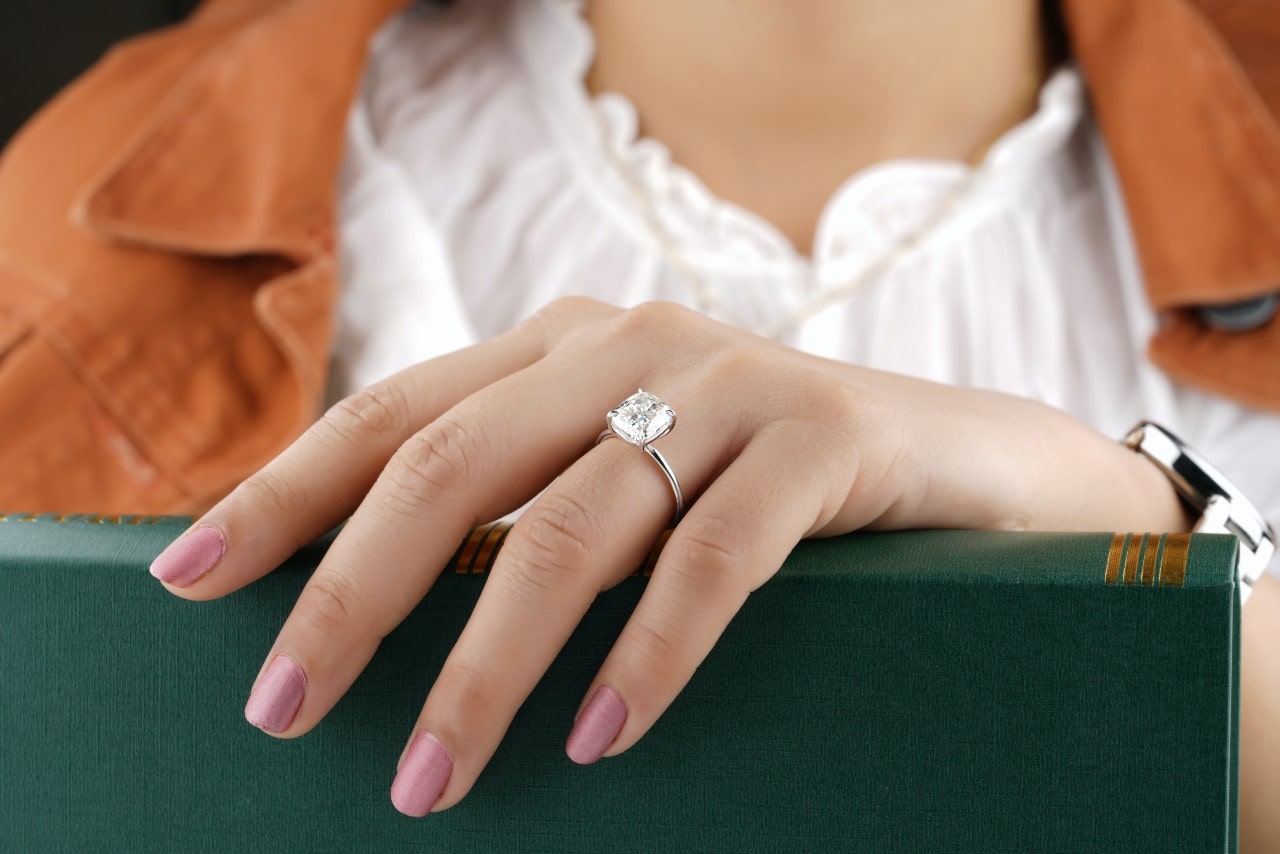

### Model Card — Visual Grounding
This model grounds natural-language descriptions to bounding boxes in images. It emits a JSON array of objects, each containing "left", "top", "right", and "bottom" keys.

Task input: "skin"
[
  {"left": 152, "top": 0, "right": 1278, "bottom": 844},
  {"left": 585, "top": 0, "right": 1048, "bottom": 252},
  {"left": 1242, "top": 574, "right": 1280, "bottom": 852},
  {"left": 160, "top": 298, "right": 1190, "bottom": 804}
]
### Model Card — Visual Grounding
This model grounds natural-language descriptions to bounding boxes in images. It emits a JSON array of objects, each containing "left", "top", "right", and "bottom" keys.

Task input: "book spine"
[
  {"left": 0, "top": 512, "right": 1237, "bottom": 589},
  {"left": 0, "top": 513, "right": 665, "bottom": 577}
]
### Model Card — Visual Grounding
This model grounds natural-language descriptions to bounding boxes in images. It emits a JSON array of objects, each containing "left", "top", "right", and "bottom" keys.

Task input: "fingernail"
[
  {"left": 245, "top": 654, "right": 306, "bottom": 734},
  {"left": 566, "top": 685, "right": 628, "bottom": 765},
  {"left": 391, "top": 732, "right": 453, "bottom": 817},
  {"left": 149, "top": 525, "right": 225, "bottom": 587}
]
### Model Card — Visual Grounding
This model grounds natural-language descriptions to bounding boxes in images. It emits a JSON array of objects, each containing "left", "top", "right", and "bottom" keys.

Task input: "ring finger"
[
  {"left": 577, "top": 420, "right": 855, "bottom": 761},
  {"left": 390, "top": 382, "right": 747, "bottom": 815}
]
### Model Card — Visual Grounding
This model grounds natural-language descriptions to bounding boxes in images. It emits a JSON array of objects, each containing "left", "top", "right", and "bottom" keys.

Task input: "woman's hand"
[{"left": 147, "top": 297, "right": 1186, "bottom": 816}]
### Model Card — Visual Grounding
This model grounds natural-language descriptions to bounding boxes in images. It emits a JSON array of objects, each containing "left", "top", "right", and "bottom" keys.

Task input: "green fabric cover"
[{"left": 0, "top": 514, "right": 1239, "bottom": 852}]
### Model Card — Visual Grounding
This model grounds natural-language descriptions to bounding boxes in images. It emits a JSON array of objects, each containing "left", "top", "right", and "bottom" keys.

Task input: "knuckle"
[
  {"left": 522, "top": 296, "right": 613, "bottom": 344},
  {"left": 627, "top": 617, "right": 681, "bottom": 673},
  {"left": 610, "top": 300, "right": 698, "bottom": 339},
  {"left": 435, "top": 657, "right": 497, "bottom": 720},
  {"left": 542, "top": 294, "right": 609, "bottom": 318},
  {"left": 790, "top": 379, "right": 865, "bottom": 439},
  {"left": 599, "top": 300, "right": 721, "bottom": 369},
  {"left": 505, "top": 492, "right": 602, "bottom": 595},
  {"left": 299, "top": 569, "right": 369, "bottom": 637},
  {"left": 322, "top": 381, "right": 412, "bottom": 444},
  {"left": 667, "top": 514, "right": 747, "bottom": 585},
  {"left": 991, "top": 513, "right": 1033, "bottom": 533},
  {"left": 701, "top": 345, "right": 774, "bottom": 388},
  {"left": 382, "top": 417, "right": 484, "bottom": 513},
  {"left": 234, "top": 468, "right": 310, "bottom": 517}
]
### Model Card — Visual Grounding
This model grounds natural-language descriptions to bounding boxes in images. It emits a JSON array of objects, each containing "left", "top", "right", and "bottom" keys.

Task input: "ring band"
[{"left": 597, "top": 389, "right": 684, "bottom": 526}]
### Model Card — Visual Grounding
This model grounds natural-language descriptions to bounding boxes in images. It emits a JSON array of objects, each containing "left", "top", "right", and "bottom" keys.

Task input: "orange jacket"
[{"left": 0, "top": 0, "right": 1278, "bottom": 515}]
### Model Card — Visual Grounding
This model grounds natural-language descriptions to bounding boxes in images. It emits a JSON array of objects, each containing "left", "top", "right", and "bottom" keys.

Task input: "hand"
[{"left": 148, "top": 297, "right": 1187, "bottom": 816}]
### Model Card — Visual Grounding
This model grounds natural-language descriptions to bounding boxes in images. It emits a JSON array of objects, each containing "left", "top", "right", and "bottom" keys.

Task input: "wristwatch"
[{"left": 1125, "top": 421, "right": 1277, "bottom": 604}]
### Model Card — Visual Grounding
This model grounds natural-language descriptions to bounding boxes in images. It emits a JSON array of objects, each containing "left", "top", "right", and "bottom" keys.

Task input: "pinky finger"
[{"left": 565, "top": 424, "right": 850, "bottom": 764}]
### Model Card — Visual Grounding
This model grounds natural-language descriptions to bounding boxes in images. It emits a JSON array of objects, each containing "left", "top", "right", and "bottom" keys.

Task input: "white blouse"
[{"left": 333, "top": 0, "right": 1280, "bottom": 572}]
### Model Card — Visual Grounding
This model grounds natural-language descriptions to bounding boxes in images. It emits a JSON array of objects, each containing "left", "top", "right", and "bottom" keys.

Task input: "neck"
[{"left": 585, "top": 0, "right": 1049, "bottom": 254}]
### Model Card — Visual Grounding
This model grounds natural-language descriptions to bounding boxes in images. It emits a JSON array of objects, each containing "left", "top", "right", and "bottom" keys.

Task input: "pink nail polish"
[
  {"left": 566, "top": 685, "right": 628, "bottom": 765},
  {"left": 149, "top": 525, "right": 225, "bottom": 587},
  {"left": 244, "top": 654, "right": 306, "bottom": 734},
  {"left": 391, "top": 732, "right": 453, "bottom": 817}
]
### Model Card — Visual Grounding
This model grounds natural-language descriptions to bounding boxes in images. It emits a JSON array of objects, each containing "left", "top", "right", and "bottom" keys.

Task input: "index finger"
[
  {"left": 148, "top": 298, "right": 627, "bottom": 597},
  {"left": 145, "top": 315, "right": 554, "bottom": 598}
]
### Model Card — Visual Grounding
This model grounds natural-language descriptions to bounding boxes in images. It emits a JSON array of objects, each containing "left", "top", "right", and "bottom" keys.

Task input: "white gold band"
[{"left": 599, "top": 390, "right": 684, "bottom": 527}]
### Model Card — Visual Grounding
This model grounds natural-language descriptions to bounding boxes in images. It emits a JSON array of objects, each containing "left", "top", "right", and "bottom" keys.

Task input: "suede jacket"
[{"left": 0, "top": 0, "right": 1277, "bottom": 515}]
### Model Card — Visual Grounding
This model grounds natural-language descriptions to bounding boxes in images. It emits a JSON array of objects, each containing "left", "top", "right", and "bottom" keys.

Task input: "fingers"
[
  {"left": 148, "top": 339, "right": 536, "bottom": 599},
  {"left": 148, "top": 298, "right": 615, "bottom": 600},
  {"left": 147, "top": 293, "right": 861, "bottom": 820},
  {"left": 240, "top": 348, "right": 640, "bottom": 740},
  {"left": 389, "top": 393, "right": 743, "bottom": 815},
  {"left": 573, "top": 423, "right": 848, "bottom": 762}
]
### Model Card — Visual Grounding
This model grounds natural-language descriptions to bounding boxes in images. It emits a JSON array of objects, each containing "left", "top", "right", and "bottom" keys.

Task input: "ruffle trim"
[{"left": 515, "top": 0, "right": 1087, "bottom": 280}]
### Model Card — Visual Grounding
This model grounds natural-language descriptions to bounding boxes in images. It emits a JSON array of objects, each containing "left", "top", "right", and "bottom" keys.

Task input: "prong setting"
[{"left": 606, "top": 389, "right": 676, "bottom": 447}]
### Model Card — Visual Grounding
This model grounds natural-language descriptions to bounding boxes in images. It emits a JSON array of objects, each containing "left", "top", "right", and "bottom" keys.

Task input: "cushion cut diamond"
[{"left": 607, "top": 390, "right": 675, "bottom": 446}]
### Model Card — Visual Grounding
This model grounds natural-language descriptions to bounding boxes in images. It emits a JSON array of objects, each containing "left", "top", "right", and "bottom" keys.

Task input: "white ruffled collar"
[{"left": 513, "top": 0, "right": 1086, "bottom": 284}]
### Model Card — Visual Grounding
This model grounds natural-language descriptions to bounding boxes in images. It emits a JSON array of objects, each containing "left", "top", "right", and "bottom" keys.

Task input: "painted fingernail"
[
  {"left": 566, "top": 685, "right": 628, "bottom": 765},
  {"left": 149, "top": 525, "right": 225, "bottom": 587},
  {"left": 391, "top": 732, "right": 454, "bottom": 817},
  {"left": 244, "top": 654, "right": 306, "bottom": 734}
]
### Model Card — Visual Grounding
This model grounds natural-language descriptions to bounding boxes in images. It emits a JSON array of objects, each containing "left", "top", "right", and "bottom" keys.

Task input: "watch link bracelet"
[{"left": 1125, "top": 420, "right": 1277, "bottom": 605}]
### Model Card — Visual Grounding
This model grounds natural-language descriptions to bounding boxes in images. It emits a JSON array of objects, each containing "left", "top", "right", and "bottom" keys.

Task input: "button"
[{"left": 1197, "top": 293, "right": 1278, "bottom": 332}]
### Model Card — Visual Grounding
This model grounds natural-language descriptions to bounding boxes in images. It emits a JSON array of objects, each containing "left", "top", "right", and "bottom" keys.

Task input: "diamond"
[{"left": 607, "top": 390, "right": 676, "bottom": 446}]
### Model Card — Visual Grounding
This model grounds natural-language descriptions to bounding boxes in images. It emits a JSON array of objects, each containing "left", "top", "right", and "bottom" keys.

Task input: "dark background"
[{"left": 1, "top": 0, "right": 201, "bottom": 145}]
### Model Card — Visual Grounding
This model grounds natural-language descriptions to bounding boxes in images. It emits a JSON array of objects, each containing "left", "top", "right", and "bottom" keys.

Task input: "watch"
[{"left": 1124, "top": 421, "right": 1277, "bottom": 604}]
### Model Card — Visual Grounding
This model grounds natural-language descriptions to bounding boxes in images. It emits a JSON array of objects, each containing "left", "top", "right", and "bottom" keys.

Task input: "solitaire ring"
[{"left": 596, "top": 389, "right": 684, "bottom": 526}]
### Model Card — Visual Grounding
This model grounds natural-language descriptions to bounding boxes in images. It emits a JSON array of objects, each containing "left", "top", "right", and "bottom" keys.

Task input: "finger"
[
  {"left": 148, "top": 298, "right": 616, "bottom": 599},
  {"left": 241, "top": 346, "right": 666, "bottom": 741},
  {"left": 389, "top": 388, "right": 742, "bottom": 815},
  {"left": 571, "top": 422, "right": 852, "bottom": 763},
  {"left": 149, "top": 337, "right": 538, "bottom": 598}
]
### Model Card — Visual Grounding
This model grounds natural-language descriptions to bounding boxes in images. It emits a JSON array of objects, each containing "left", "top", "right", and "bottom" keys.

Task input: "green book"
[{"left": 0, "top": 513, "right": 1240, "bottom": 852}]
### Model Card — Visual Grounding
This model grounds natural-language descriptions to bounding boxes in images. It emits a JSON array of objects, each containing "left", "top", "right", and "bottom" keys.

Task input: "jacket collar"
[
  {"left": 79, "top": 0, "right": 1280, "bottom": 309},
  {"left": 77, "top": 0, "right": 410, "bottom": 264},
  {"left": 1064, "top": 0, "right": 1280, "bottom": 309}
]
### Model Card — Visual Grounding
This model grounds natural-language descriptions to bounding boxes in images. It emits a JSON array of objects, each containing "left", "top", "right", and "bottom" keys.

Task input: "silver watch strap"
[{"left": 1125, "top": 421, "right": 1276, "bottom": 604}]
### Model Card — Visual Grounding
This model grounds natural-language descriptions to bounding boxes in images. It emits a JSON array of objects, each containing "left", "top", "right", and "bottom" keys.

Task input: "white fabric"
[{"left": 333, "top": 0, "right": 1280, "bottom": 572}]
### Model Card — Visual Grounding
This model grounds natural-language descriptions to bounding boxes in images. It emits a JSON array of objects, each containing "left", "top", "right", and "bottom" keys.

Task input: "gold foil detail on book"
[
  {"left": 1122, "top": 533, "right": 1145, "bottom": 585},
  {"left": 0, "top": 513, "right": 168, "bottom": 525},
  {"left": 1104, "top": 533, "right": 1126, "bottom": 584},
  {"left": 473, "top": 524, "right": 511, "bottom": 574},
  {"left": 445, "top": 520, "right": 665, "bottom": 577},
  {"left": 453, "top": 521, "right": 494, "bottom": 574},
  {"left": 1140, "top": 534, "right": 1163, "bottom": 586},
  {"left": 1159, "top": 534, "right": 1192, "bottom": 587},
  {"left": 1108, "top": 532, "right": 1187, "bottom": 587}
]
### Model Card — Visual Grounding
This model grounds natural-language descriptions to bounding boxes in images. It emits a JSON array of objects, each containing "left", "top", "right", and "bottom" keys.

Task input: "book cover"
[{"left": 0, "top": 513, "right": 1240, "bottom": 852}]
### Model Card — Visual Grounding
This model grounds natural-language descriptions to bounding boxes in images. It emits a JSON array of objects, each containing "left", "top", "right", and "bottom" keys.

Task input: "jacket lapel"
[
  {"left": 1064, "top": 0, "right": 1280, "bottom": 308},
  {"left": 71, "top": 0, "right": 1280, "bottom": 413},
  {"left": 78, "top": 0, "right": 411, "bottom": 263}
]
